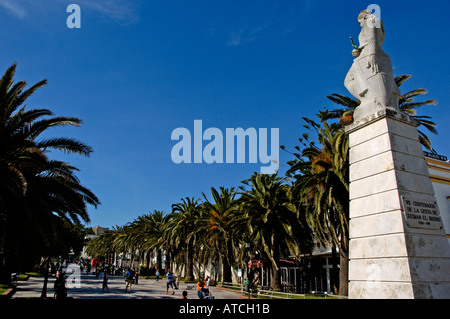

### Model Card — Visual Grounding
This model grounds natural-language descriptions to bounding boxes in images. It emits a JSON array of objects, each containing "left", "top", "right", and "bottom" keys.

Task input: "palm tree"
[
  {"left": 198, "top": 187, "right": 238, "bottom": 283},
  {"left": 126, "top": 217, "right": 152, "bottom": 267},
  {"left": 286, "top": 118, "right": 349, "bottom": 295},
  {"left": 127, "top": 210, "right": 170, "bottom": 273},
  {"left": 85, "top": 226, "right": 125, "bottom": 265},
  {"left": 166, "top": 197, "right": 202, "bottom": 281},
  {"left": 237, "top": 173, "right": 313, "bottom": 291},
  {"left": 85, "top": 230, "right": 112, "bottom": 260},
  {"left": 0, "top": 63, "right": 99, "bottom": 284},
  {"left": 148, "top": 211, "right": 171, "bottom": 274}
]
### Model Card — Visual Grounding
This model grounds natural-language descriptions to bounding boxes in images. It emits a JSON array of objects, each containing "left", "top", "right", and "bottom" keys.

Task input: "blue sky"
[{"left": 1, "top": 0, "right": 449, "bottom": 228}]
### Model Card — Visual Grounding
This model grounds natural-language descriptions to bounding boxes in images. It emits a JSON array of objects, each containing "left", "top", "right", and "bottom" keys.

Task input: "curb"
[
  {"left": 1, "top": 287, "right": 16, "bottom": 299},
  {"left": 215, "top": 286, "right": 260, "bottom": 299}
]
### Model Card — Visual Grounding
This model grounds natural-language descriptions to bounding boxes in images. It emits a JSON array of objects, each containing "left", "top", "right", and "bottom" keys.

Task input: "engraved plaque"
[{"left": 401, "top": 196, "right": 442, "bottom": 230}]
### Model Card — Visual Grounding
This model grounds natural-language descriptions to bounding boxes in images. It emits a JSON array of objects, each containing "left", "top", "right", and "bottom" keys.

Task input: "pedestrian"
[
  {"left": 102, "top": 272, "right": 109, "bottom": 292},
  {"left": 166, "top": 270, "right": 175, "bottom": 295},
  {"left": 205, "top": 275, "right": 211, "bottom": 288},
  {"left": 155, "top": 270, "right": 160, "bottom": 282},
  {"left": 54, "top": 272, "right": 67, "bottom": 300},
  {"left": 125, "top": 268, "right": 135, "bottom": 293},
  {"left": 181, "top": 291, "right": 188, "bottom": 299},
  {"left": 197, "top": 277, "right": 207, "bottom": 299},
  {"left": 175, "top": 274, "right": 180, "bottom": 290}
]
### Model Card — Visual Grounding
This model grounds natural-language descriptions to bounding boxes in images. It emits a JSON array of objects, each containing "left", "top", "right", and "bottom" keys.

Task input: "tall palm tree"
[
  {"left": 0, "top": 63, "right": 99, "bottom": 284},
  {"left": 198, "top": 187, "right": 238, "bottom": 282},
  {"left": 126, "top": 217, "right": 152, "bottom": 267},
  {"left": 286, "top": 118, "right": 349, "bottom": 295},
  {"left": 166, "top": 197, "right": 202, "bottom": 281},
  {"left": 237, "top": 173, "right": 313, "bottom": 291},
  {"left": 147, "top": 211, "right": 171, "bottom": 273},
  {"left": 127, "top": 210, "right": 170, "bottom": 272},
  {"left": 85, "top": 225, "right": 124, "bottom": 264},
  {"left": 85, "top": 230, "right": 112, "bottom": 260}
]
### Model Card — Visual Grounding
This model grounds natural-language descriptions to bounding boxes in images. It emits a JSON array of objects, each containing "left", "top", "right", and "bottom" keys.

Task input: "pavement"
[{"left": 11, "top": 272, "right": 246, "bottom": 300}]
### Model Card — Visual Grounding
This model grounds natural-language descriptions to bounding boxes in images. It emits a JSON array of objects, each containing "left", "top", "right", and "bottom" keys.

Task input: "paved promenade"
[{"left": 12, "top": 272, "right": 245, "bottom": 299}]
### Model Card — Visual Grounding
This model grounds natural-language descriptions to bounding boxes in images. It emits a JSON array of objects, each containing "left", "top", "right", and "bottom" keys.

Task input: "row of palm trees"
[
  {"left": 86, "top": 176, "right": 314, "bottom": 292},
  {"left": 0, "top": 63, "right": 100, "bottom": 288},
  {"left": 86, "top": 73, "right": 438, "bottom": 296}
]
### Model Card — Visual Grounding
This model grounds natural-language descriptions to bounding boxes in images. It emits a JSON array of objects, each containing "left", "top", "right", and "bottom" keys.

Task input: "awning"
[{"left": 248, "top": 259, "right": 264, "bottom": 268}]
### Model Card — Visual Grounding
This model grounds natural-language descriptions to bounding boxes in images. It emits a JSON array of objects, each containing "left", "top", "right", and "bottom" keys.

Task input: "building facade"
[{"left": 424, "top": 152, "right": 450, "bottom": 244}]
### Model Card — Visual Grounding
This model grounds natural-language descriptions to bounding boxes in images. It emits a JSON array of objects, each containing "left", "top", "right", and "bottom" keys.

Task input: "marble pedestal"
[{"left": 346, "top": 109, "right": 450, "bottom": 299}]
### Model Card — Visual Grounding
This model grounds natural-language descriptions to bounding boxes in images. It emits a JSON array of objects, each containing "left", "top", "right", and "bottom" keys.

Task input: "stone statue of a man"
[{"left": 345, "top": 10, "right": 401, "bottom": 122}]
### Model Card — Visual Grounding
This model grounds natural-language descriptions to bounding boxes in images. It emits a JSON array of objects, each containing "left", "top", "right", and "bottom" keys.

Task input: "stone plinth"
[{"left": 346, "top": 109, "right": 450, "bottom": 299}]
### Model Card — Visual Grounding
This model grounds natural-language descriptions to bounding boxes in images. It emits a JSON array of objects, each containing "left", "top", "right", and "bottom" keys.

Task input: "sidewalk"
[
  {"left": 11, "top": 273, "right": 245, "bottom": 299},
  {"left": 12, "top": 275, "right": 54, "bottom": 299}
]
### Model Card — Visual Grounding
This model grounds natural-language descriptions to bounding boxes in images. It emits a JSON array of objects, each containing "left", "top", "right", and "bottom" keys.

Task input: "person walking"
[
  {"left": 156, "top": 270, "right": 160, "bottom": 282},
  {"left": 125, "top": 268, "right": 135, "bottom": 293},
  {"left": 102, "top": 272, "right": 109, "bottom": 292},
  {"left": 166, "top": 270, "right": 175, "bottom": 295}
]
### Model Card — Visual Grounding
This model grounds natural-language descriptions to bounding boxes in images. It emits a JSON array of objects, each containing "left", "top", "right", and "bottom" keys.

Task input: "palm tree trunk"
[
  {"left": 0, "top": 206, "right": 10, "bottom": 285},
  {"left": 146, "top": 250, "right": 151, "bottom": 277},
  {"left": 40, "top": 257, "right": 50, "bottom": 298},
  {"left": 156, "top": 249, "right": 162, "bottom": 273},
  {"left": 331, "top": 243, "right": 339, "bottom": 294},
  {"left": 222, "top": 258, "right": 232, "bottom": 283},
  {"left": 222, "top": 243, "right": 233, "bottom": 282},
  {"left": 130, "top": 250, "right": 135, "bottom": 269},
  {"left": 185, "top": 243, "right": 194, "bottom": 281},
  {"left": 269, "top": 245, "right": 282, "bottom": 291},
  {"left": 339, "top": 245, "right": 349, "bottom": 297},
  {"left": 270, "top": 263, "right": 282, "bottom": 291}
]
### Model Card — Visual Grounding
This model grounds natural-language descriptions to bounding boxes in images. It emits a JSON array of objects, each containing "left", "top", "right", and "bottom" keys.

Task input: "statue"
[{"left": 344, "top": 10, "right": 401, "bottom": 122}]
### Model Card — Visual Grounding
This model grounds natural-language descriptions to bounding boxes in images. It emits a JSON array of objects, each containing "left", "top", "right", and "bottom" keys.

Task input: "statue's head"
[
  {"left": 357, "top": 9, "right": 375, "bottom": 25},
  {"left": 357, "top": 8, "right": 383, "bottom": 32}
]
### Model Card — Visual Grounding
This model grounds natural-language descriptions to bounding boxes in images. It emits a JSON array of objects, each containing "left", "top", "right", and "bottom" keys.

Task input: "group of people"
[
  {"left": 195, "top": 276, "right": 213, "bottom": 299},
  {"left": 50, "top": 264, "right": 216, "bottom": 299},
  {"left": 164, "top": 270, "right": 214, "bottom": 299},
  {"left": 176, "top": 275, "right": 214, "bottom": 299}
]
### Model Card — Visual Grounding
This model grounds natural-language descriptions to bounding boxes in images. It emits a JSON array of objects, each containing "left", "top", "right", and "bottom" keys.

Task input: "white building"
[{"left": 424, "top": 152, "right": 450, "bottom": 244}]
